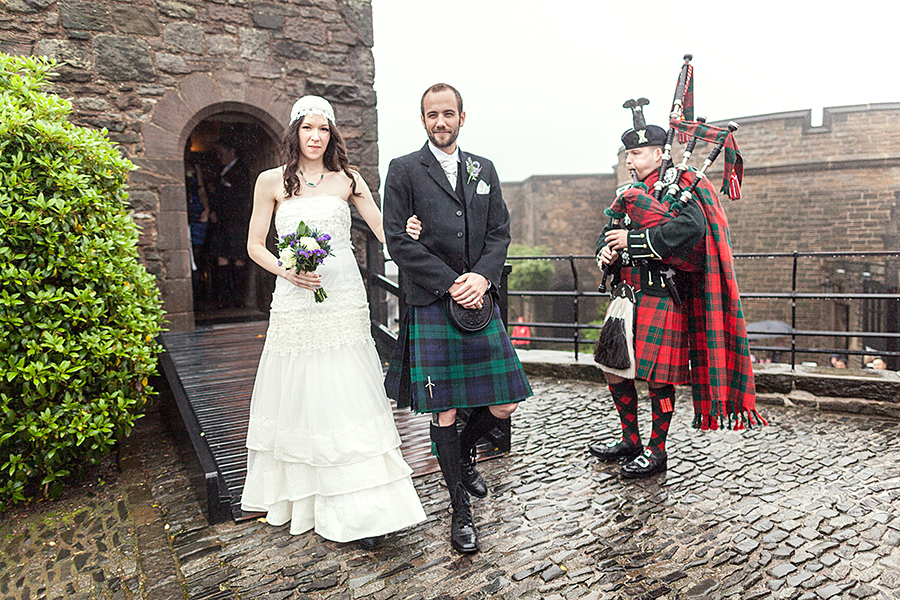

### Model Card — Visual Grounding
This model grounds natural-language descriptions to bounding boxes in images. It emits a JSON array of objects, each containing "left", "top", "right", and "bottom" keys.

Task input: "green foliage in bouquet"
[{"left": 0, "top": 53, "right": 163, "bottom": 508}]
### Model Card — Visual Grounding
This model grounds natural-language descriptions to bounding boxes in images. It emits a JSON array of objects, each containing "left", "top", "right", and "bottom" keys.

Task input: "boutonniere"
[
  {"left": 476, "top": 180, "right": 491, "bottom": 195},
  {"left": 465, "top": 157, "right": 481, "bottom": 184}
]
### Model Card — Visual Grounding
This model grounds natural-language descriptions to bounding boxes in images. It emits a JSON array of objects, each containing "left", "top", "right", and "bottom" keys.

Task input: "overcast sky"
[{"left": 370, "top": 0, "right": 899, "bottom": 187}]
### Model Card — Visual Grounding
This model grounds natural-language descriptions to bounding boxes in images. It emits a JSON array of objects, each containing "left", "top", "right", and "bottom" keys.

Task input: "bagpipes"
[
  {"left": 594, "top": 55, "right": 745, "bottom": 378},
  {"left": 653, "top": 54, "right": 693, "bottom": 200},
  {"left": 660, "top": 53, "right": 743, "bottom": 203}
]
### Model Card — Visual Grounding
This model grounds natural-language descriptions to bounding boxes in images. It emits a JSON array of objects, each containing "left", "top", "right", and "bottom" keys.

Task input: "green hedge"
[{"left": 0, "top": 53, "right": 164, "bottom": 508}]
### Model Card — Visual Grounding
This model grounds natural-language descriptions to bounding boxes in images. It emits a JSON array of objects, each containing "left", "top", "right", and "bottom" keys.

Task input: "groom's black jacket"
[{"left": 383, "top": 143, "right": 511, "bottom": 306}]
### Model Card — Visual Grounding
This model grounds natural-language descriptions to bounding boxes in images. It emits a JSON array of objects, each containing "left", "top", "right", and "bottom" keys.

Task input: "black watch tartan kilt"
[{"left": 384, "top": 301, "right": 532, "bottom": 413}]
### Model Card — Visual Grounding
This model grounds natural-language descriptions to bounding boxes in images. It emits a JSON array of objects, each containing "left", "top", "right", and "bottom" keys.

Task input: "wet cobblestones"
[{"left": 5, "top": 376, "right": 900, "bottom": 599}]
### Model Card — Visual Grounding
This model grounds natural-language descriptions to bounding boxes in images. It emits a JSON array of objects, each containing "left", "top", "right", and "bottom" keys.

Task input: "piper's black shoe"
[
  {"left": 588, "top": 439, "right": 643, "bottom": 462},
  {"left": 461, "top": 447, "right": 488, "bottom": 498},
  {"left": 450, "top": 485, "right": 479, "bottom": 554},
  {"left": 358, "top": 535, "right": 383, "bottom": 550},
  {"left": 621, "top": 448, "right": 667, "bottom": 478}
]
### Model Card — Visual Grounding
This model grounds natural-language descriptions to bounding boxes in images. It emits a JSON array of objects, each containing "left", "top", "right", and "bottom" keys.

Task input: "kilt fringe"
[{"left": 692, "top": 408, "right": 768, "bottom": 431}]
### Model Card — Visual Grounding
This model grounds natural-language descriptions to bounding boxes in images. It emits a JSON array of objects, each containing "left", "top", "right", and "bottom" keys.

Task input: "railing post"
[
  {"left": 791, "top": 250, "right": 798, "bottom": 370},
  {"left": 499, "top": 263, "right": 511, "bottom": 327},
  {"left": 569, "top": 255, "right": 579, "bottom": 359},
  {"left": 365, "top": 229, "right": 384, "bottom": 328},
  {"left": 397, "top": 269, "right": 408, "bottom": 324}
]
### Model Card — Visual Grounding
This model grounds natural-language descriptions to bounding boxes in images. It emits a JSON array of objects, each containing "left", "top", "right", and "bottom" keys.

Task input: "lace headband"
[{"left": 290, "top": 95, "right": 336, "bottom": 124}]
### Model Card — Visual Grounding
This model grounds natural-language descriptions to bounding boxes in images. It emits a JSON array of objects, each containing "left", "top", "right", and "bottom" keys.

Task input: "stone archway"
[
  {"left": 138, "top": 72, "right": 293, "bottom": 331},
  {"left": 184, "top": 111, "right": 281, "bottom": 323}
]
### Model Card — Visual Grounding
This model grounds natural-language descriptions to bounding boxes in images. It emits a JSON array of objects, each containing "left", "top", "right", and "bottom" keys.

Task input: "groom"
[{"left": 383, "top": 83, "right": 532, "bottom": 554}]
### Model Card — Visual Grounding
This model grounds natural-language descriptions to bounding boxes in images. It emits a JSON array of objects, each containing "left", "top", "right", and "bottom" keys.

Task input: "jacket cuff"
[{"left": 627, "top": 229, "right": 661, "bottom": 260}]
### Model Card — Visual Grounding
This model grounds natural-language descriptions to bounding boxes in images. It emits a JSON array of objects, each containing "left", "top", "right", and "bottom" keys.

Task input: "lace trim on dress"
[{"left": 275, "top": 195, "right": 350, "bottom": 242}]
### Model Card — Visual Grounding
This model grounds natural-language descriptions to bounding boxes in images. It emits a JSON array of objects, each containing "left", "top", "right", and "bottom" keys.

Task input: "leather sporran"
[{"left": 445, "top": 294, "right": 494, "bottom": 333}]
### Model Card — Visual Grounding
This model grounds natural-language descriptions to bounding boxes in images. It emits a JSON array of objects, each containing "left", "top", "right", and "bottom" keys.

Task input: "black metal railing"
[
  {"left": 735, "top": 250, "right": 900, "bottom": 368},
  {"left": 504, "top": 255, "right": 606, "bottom": 361},
  {"left": 353, "top": 214, "right": 900, "bottom": 371},
  {"left": 503, "top": 251, "right": 900, "bottom": 369}
]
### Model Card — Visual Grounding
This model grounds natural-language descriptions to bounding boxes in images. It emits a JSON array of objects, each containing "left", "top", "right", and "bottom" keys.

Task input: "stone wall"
[
  {"left": 502, "top": 103, "right": 900, "bottom": 363},
  {"left": 2, "top": 0, "right": 377, "bottom": 331},
  {"left": 503, "top": 173, "right": 619, "bottom": 257}
]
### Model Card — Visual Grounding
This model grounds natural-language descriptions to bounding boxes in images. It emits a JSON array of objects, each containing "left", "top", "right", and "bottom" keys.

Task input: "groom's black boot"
[
  {"left": 431, "top": 422, "right": 478, "bottom": 554},
  {"left": 458, "top": 407, "right": 502, "bottom": 498}
]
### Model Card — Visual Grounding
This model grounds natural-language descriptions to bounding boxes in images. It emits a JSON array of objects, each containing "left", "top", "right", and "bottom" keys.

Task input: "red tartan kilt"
[{"left": 624, "top": 268, "right": 690, "bottom": 385}]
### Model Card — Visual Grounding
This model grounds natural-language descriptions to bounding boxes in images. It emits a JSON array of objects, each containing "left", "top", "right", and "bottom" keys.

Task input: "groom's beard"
[{"left": 427, "top": 127, "right": 459, "bottom": 150}]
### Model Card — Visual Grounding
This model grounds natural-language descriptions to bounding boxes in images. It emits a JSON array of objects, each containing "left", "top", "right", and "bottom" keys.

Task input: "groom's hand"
[{"left": 449, "top": 273, "right": 488, "bottom": 309}]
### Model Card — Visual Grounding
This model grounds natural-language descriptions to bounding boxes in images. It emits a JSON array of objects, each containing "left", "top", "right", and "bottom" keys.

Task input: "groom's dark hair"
[{"left": 421, "top": 83, "right": 463, "bottom": 116}]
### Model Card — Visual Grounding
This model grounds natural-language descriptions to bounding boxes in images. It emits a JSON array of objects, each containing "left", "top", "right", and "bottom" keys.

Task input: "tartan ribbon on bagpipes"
[
  {"left": 676, "top": 64, "right": 694, "bottom": 143},
  {"left": 671, "top": 118, "right": 744, "bottom": 200}
]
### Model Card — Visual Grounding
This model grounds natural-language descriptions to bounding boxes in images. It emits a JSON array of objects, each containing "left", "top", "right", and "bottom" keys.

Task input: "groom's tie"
[{"left": 438, "top": 155, "right": 457, "bottom": 191}]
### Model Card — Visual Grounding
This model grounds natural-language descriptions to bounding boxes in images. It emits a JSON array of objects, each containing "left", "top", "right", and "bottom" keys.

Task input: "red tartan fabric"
[
  {"left": 676, "top": 65, "right": 694, "bottom": 144},
  {"left": 606, "top": 170, "right": 763, "bottom": 430},
  {"left": 612, "top": 175, "right": 695, "bottom": 386},
  {"left": 670, "top": 119, "right": 744, "bottom": 200},
  {"left": 627, "top": 288, "right": 690, "bottom": 385},
  {"left": 684, "top": 174, "right": 762, "bottom": 430}
]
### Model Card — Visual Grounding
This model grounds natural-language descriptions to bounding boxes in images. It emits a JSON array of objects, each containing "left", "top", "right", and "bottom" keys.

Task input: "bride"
[{"left": 240, "top": 95, "right": 425, "bottom": 548}]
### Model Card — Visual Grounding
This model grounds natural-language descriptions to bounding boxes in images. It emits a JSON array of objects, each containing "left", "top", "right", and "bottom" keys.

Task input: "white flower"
[
  {"left": 278, "top": 247, "right": 296, "bottom": 270},
  {"left": 299, "top": 236, "right": 319, "bottom": 250}
]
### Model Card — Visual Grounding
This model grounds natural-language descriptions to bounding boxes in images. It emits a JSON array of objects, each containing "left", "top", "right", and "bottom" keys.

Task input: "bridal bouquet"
[{"left": 277, "top": 221, "right": 333, "bottom": 302}]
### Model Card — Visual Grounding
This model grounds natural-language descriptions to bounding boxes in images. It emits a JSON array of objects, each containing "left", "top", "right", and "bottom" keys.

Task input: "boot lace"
[{"left": 451, "top": 485, "right": 474, "bottom": 526}]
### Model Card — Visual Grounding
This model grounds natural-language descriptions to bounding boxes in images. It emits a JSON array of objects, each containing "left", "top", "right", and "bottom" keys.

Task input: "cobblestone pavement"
[{"left": 5, "top": 376, "right": 900, "bottom": 600}]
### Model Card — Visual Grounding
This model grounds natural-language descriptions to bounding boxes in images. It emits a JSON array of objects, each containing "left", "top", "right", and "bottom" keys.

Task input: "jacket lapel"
[{"left": 419, "top": 144, "right": 460, "bottom": 203}]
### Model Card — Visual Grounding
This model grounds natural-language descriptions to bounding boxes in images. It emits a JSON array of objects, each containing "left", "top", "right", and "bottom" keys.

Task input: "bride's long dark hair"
[{"left": 282, "top": 115, "right": 360, "bottom": 199}]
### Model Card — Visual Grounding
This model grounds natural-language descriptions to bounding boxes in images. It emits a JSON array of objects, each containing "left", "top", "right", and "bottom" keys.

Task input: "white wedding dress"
[{"left": 240, "top": 194, "right": 425, "bottom": 541}]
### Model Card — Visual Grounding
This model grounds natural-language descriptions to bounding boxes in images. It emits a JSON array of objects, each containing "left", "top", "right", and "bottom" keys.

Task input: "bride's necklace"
[{"left": 299, "top": 169, "right": 324, "bottom": 188}]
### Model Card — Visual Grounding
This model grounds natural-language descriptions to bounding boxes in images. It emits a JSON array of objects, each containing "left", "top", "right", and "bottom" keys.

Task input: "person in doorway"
[
  {"left": 209, "top": 136, "right": 253, "bottom": 309},
  {"left": 239, "top": 95, "right": 425, "bottom": 549},
  {"left": 590, "top": 116, "right": 762, "bottom": 478},
  {"left": 185, "top": 160, "right": 210, "bottom": 309},
  {"left": 383, "top": 83, "right": 532, "bottom": 554}
]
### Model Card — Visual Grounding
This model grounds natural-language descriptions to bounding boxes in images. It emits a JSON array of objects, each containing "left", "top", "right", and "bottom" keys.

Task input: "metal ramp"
[{"left": 158, "top": 321, "right": 508, "bottom": 524}]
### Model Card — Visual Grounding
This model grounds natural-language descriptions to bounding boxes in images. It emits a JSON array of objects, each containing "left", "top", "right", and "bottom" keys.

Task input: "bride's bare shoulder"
[{"left": 257, "top": 165, "right": 285, "bottom": 184}]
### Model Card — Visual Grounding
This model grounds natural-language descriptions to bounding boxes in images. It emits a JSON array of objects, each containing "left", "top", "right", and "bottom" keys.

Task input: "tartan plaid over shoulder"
[
  {"left": 604, "top": 170, "right": 764, "bottom": 431},
  {"left": 685, "top": 174, "right": 763, "bottom": 431}
]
